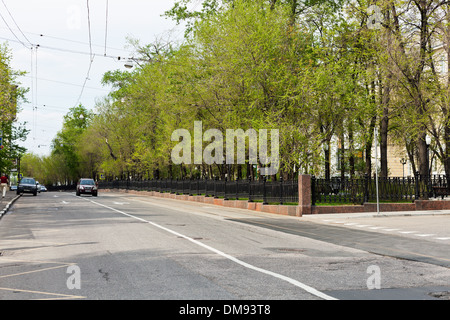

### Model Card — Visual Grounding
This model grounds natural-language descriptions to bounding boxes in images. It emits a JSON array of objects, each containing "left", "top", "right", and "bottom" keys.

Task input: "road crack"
[{"left": 99, "top": 269, "right": 110, "bottom": 282}]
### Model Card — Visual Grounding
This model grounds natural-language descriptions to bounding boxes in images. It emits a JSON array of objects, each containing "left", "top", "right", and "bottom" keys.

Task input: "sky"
[{"left": 0, "top": 0, "right": 190, "bottom": 157}]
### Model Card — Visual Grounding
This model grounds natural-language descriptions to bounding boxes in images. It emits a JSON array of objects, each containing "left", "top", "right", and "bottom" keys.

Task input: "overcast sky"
[{"left": 0, "top": 0, "right": 189, "bottom": 156}]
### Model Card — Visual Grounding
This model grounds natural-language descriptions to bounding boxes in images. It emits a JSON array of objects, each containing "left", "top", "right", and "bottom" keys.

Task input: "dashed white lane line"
[{"left": 322, "top": 220, "right": 449, "bottom": 241}]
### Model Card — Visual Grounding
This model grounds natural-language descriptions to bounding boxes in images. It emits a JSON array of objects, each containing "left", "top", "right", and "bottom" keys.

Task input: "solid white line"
[{"left": 80, "top": 196, "right": 338, "bottom": 300}]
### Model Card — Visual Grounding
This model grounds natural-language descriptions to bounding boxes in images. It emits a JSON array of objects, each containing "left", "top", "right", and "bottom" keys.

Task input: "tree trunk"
[
  {"left": 380, "top": 107, "right": 389, "bottom": 177},
  {"left": 365, "top": 115, "right": 377, "bottom": 176}
]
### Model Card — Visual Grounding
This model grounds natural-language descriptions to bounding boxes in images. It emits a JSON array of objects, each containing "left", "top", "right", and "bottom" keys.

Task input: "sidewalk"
[
  {"left": 300, "top": 207, "right": 450, "bottom": 221},
  {"left": 0, "top": 190, "right": 21, "bottom": 220}
]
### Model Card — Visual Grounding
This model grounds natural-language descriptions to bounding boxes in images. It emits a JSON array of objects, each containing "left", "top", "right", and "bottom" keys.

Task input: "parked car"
[
  {"left": 36, "top": 181, "right": 41, "bottom": 193},
  {"left": 76, "top": 178, "right": 98, "bottom": 197},
  {"left": 17, "top": 177, "right": 38, "bottom": 196},
  {"left": 40, "top": 185, "right": 47, "bottom": 192},
  {"left": 10, "top": 185, "right": 17, "bottom": 191}
]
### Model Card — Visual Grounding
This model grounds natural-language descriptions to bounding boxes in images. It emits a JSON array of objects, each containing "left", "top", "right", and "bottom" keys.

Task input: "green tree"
[
  {"left": 0, "top": 43, "right": 28, "bottom": 174},
  {"left": 50, "top": 105, "right": 93, "bottom": 183}
]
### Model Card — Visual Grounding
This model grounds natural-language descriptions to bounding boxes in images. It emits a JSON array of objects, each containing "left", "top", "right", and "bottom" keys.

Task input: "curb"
[
  {"left": 0, "top": 194, "right": 21, "bottom": 220},
  {"left": 101, "top": 188, "right": 450, "bottom": 219},
  {"left": 102, "top": 188, "right": 303, "bottom": 217}
]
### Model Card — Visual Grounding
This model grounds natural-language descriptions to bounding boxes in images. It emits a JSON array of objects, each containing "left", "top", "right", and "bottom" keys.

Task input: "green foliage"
[
  {"left": 33, "top": 0, "right": 450, "bottom": 183},
  {"left": 0, "top": 43, "right": 29, "bottom": 173},
  {"left": 64, "top": 0, "right": 378, "bottom": 180},
  {"left": 49, "top": 105, "right": 94, "bottom": 182}
]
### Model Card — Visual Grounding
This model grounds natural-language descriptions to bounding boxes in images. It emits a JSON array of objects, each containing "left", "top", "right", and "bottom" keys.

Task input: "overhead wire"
[
  {"left": 104, "top": 0, "right": 109, "bottom": 56},
  {"left": 75, "top": 0, "right": 95, "bottom": 107},
  {"left": 34, "top": 46, "right": 39, "bottom": 144},
  {"left": 0, "top": 0, "right": 43, "bottom": 147},
  {"left": 0, "top": 35, "right": 131, "bottom": 61},
  {"left": 1, "top": 0, "right": 32, "bottom": 46},
  {"left": 0, "top": 6, "right": 28, "bottom": 48},
  {"left": 87, "top": 0, "right": 93, "bottom": 59},
  {"left": 28, "top": 45, "right": 39, "bottom": 147},
  {"left": 0, "top": 27, "right": 129, "bottom": 53},
  {"left": 30, "top": 45, "right": 35, "bottom": 146},
  {"left": 20, "top": 75, "right": 109, "bottom": 92}
]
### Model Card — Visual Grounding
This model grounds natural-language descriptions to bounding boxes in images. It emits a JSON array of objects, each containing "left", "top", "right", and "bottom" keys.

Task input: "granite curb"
[{"left": 0, "top": 191, "right": 21, "bottom": 220}]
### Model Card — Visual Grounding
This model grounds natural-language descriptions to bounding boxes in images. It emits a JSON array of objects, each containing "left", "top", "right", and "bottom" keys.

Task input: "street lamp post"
[
  {"left": 400, "top": 158, "right": 407, "bottom": 178},
  {"left": 374, "top": 127, "right": 380, "bottom": 215},
  {"left": 425, "top": 134, "right": 431, "bottom": 176},
  {"left": 324, "top": 142, "right": 330, "bottom": 181},
  {"left": 124, "top": 59, "right": 134, "bottom": 69}
]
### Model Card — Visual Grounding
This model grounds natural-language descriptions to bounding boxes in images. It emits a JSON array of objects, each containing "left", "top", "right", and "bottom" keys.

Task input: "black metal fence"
[
  {"left": 99, "top": 178, "right": 299, "bottom": 205},
  {"left": 312, "top": 174, "right": 450, "bottom": 205},
  {"left": 97, "top": 173, "right": 449, "bottom": 207}
]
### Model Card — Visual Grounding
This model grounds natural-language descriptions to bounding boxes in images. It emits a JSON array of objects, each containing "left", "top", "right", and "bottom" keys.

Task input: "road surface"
[{"left": 0, "top": 191, "right": 449, "bottom": 303}]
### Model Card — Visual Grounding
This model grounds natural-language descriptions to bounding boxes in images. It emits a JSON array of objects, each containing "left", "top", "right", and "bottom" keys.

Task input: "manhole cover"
[{"left": 429, "top": 291, "right": 450, "bottom": 300}]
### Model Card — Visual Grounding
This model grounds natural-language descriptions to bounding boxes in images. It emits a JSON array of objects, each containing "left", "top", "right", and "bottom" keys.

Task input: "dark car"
[
  {"left": 76, "top": 178, "right": 98, "bottom": 197},
  {"left": 17, "top": 177, "right": 38, "bottom": 196}
]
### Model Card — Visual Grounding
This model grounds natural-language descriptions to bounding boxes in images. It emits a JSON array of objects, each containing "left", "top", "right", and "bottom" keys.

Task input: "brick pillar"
[{"left": 298, "top": 174, "right": 312, "bottom": 216}]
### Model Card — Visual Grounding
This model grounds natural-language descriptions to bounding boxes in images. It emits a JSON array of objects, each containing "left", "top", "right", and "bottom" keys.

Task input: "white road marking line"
[
  {"left": 322, "top": 218, "right": 449, "bottom": 241},
  {"left": 79, "top": 196, "right": 337, "bottom": 300}
]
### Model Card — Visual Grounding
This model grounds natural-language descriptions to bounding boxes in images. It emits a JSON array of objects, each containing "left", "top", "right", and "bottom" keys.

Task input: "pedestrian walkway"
[
  {"left": 0, "top": 190, "right": 21, "bottom": 219},
  {"left": 301, "top": 208, "right": 450, "bottom": 220}
]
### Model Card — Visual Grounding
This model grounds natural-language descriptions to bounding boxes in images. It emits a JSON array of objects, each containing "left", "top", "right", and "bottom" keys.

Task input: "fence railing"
[
  {"left": 99, "top": 178, "right": 299, "bottom": 205},
  {"left": 311, "top": 174, "right": 450, "bottom": 205},
  {"left": 98, "top": 173, "right": 449, "bottom": 207}
]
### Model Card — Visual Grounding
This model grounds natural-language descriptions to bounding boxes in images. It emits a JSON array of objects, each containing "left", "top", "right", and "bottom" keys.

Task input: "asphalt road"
[{"left": 0, "top": 191, "right": 449, "bottom": 302}]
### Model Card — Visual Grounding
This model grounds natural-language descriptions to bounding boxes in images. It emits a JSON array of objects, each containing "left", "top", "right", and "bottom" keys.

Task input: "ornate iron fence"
[
  {"left": 99, "top": 178, "right": 299, "bottom": 205},
  {"left": 311, "top": 173, "right": 450, "bottom": 205}
]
